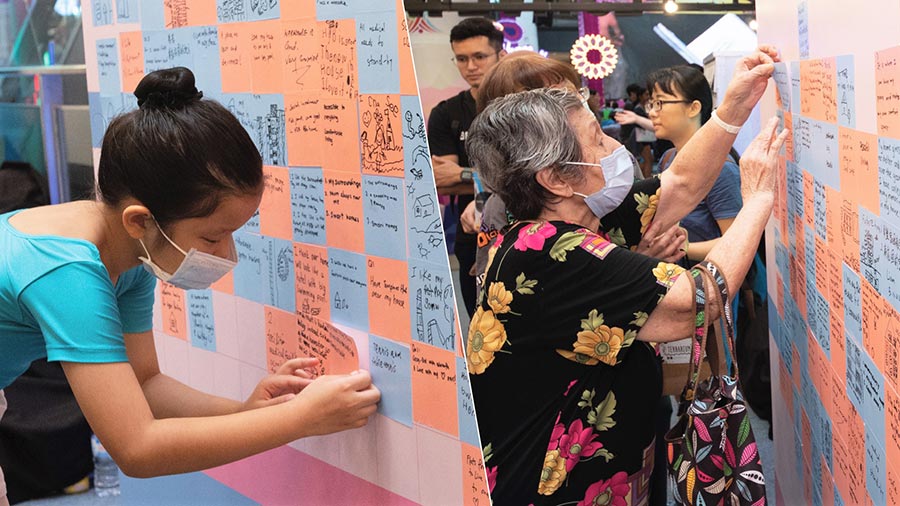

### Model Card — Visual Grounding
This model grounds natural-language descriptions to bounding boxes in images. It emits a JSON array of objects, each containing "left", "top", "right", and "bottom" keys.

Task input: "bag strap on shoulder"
[{"left": 699, "top": 260, "right": 740, "bottom": 379}]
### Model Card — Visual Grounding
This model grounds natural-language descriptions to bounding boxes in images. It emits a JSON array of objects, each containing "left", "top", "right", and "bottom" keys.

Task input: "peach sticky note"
[
  {"left": 297, "top": 314, "right": 359, "bottom": 375},
  {"left": 249, "top": 20, "right": 284, "bottom": 94},
  {"left": 280, "top": 0, "right": 315, "bottom": 20},
  {"left": 783, "top": 111, "right": 795, "bottom": 162},
  {"left": 210, "top": 270, "right": 234, "bottom": 295},
  {"left": 831, "top": 383, "right": 866, "bottom": 505},
  {"left": 826, "top": 186, "right": 841, "bottom": 251},
  {"left": 839, "top": 127, "right": 880, "bottom": 213},
  {"left": 163, "top": 0, "right": 215, "bottom": 28},
  {"left": 889, "top": 461, "right": 900, "bottom": 506},
  {"left": 368, "top": 255, "right": 411, "bottom": 343},
  {"left": 885, "top": 312, "right": 900, "bottom": 390},
  {"left": 411, "top": 341, "right": 459, "bottom": 437},
  {"left": 321, "top": 98, "right": 361, "bottom": 173},
  {"left": 282, "top": 19, "right": 321, "bottom": 94},
  {"left": 862, "top": 279, "right": 888, "bottom": 375},
  {"left": 324, "top": 171, "right": 364, "bottom": 252},
  {"left": 886, "top": 383, "right": 900, "bottom": 482},
  {"left": 285, "top": 93, "right": 323, "bottom": 167},
  {"left": 119, "top": 31, "right": 144, "bottom": 94},
  {"left": 396, "top": 0, "right": 417, "bottom": 95},
  {"left": 876, "top": 46, "right": 900, "bottom": 139},
  {"left": 160, "top": 282, "right": 188, "bottom": 340},
  {"left": 803, "top": 170, "right": 815, "bottom": 230},
  {"left": 265, "top": 305, "right": 299, "bottom": 373},
  {"left": 800, "top": 57, "right": 838, "bottom": 124},
  {"left": 259, "top": 166, "right": 292, "bottom": 241},
  {"left": 294, "top": 242, "right": 330, "bottom": 321},
  {"left": 219, "top": 23, "right": 251, "bottom": 93},
  {"left": 461, "top": 443, "right": 492, "bottom": 506},
  {"left": 360, "top": 94, "right": 405, "bottom": 177},
  {"left": 319, "top": 19, "right": 358, "bottom": 101}
]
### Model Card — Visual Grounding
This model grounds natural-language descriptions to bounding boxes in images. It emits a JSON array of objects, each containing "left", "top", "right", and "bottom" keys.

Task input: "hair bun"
[{"left": 134, "top": 67, "right": 203, "bottom": 110}]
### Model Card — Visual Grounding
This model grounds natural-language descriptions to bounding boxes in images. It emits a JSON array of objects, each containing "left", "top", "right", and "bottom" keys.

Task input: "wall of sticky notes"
[
  {"left": 757, "top": 1, "right": 900, "bottom": 504},
  {"left": 82, "top": 1, "right": 488, "bottom": 504}
]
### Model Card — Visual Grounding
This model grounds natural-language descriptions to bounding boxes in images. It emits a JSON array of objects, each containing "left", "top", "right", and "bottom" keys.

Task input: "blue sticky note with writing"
[
  {"left": 814, "top": 180, "right": 827, "bottom": 240},
  {"left": 90, "top": 93, "right": 134, "bottom": 147},
  {"left": 356, "top": 11, "right": 400, "bottom": 94},
  {"left": 880, "top": 220, "right": 900, "bottom": 309},
  {"left": 878, "top": 137, "right": 900, "bottom": 232},
  {"left": 810, "top": 448, "right": 823, "bottom": 506},
  {"left": 247, "top": 0, "right": 279, "bottom": 21},
  {"left": 239, "top": 208, "right": 261, "bottom": 234},
  {"left": 860, "top": 349, "right": 885, "bottom": 444},
  {"left": 217, "top": 0, "right": 248, "bottom": 23},
  {"left": 116, "top": 0, "right": 140, "bottom": 23},
  {"left": 328, "top": 248, "right": 369, "bottom": 331},
  {"left": 142, "top": 30, "right": 170, "bottom": 74},
  {"left": 790, "top": 61, "right": 802, "bottom": 116},
  {"left": 801, "top": 119, "right": 839, "bottom": 191},
  {"left": 140, "top": 0, "right": 165, "bottom": 30},
  {"left": 191, "top": 26, "right": 223, "bottom": 96},
  {"left": 810, "top": 291, "right": 830, "bottom": 357},
  {"left": 457, "top": 356, "right": 480, "bottom": 447},
  {"left": 290, "top": 168, "right": 326, "bottom": 245},
  {"left": 814, "top": 395, "right": 832, "bottom": 467},
  {"left": 316, "top": 0, "right": 393, "bottom": 20},
  {"left": 834, "top": 487, "right": 844, "bottom": 506},
  {"left": 865, "top": 427, "right": 886, "bottom": 506},
  {"left": 845, "top": 337, "right": 865, "bottom": 413},
  {"left": 165, "top": 28, "right": 195, "bottom": 72},
  {"left": 96, "top": 39, "right": 121, "bottom": 95},
  {"left": 88, "top": 93, "right": 104, "bottom": 148},
  {"left": 804, "top": 224, "right": 816, "bottom": 284},
  {"left": 402, "top": 97, "right": 446, "bottom": 263},
  {"left": 248, "top": 94, "right": 286, "bottom": 166},
  {"left": 843, "top": 264, "right": 862, "bottom": 345},
  {"left": 859, "top": 207, "right": 882, "bottom": 293},
  {"left": 786, "top": 161, "right": 804, "bottom": 223},
  {"left": 363, "top": 175, "right": 406, "bottom": 260},
  {"left": 798, "top": 0, "right": 809, "bottom": 59},
  {"left": 266, "top": 237, "right": 295, "bottom": 312},
  {"left": 409, "top": 259, "right": 457, "bottom": 352},
  {"left": 92, "top": 0, "right": 114, "bottom": 26},
  {"left": 772, "top": 63, "right": 791, "bottom": 112},
  {"left": 233, "top": 231, "right": 268, "bottom": 304},
  {"left": 188, "top": 290, "right": 216, "bottom": 351},
  {"left": 836, "top": 55, "right": 856, "bottom": 128},
  {"left": 368, "top": 335, "right": 412, "bottom": 426}
]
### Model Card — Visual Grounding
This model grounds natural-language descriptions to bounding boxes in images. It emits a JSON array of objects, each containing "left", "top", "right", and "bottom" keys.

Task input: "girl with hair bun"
[{"left": 0, "top": 67, "right": 379, "bottom": 502}]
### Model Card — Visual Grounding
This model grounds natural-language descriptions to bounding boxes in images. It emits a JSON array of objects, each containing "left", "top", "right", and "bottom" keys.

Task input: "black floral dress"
[{"left": 468, "top": 178, "right": 686, "bottom": 506}]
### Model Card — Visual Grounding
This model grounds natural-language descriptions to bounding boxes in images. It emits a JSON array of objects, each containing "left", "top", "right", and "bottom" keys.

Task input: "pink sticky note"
[
  {"left": 368, "top": 255, "right": 411, "bottom": 343},
  {"left": 259, "top": 166, "right": 292, "bottom": 241},
  {"left": 219, "top": 23, "right": 251, "bottom": 93},
  {"left": 160, "top": 282, "right": 188, "bottom": 340},
  {"left": 249, "top": 20, "right": 284, "bottom": 94},
  {"left": 359, "top": 94, "right": 405, "bottom": 176},
  {"left": 265, "top": 305, "right": 299, "bottom": 373},
  {"left": 411, "top": 342, "right": 459, "bottom": 437},
  {"left": 282, "top": 19, "right": 321, "bottom": 94}
]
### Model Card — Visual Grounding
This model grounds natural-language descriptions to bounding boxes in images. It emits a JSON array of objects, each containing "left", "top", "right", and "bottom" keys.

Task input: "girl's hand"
[{"left": 241, "top": 357, "right": 320, "bottom": 411}]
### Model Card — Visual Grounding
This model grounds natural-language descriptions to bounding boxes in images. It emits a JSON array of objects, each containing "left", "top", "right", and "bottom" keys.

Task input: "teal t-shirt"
[{"left": 0, "top": 210, "right": 156, "bottom": 389}]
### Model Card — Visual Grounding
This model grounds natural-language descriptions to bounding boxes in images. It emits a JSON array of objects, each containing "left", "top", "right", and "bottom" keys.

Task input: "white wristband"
[{"left": 711, "top": 109, "right": 742, "bottom": 134}]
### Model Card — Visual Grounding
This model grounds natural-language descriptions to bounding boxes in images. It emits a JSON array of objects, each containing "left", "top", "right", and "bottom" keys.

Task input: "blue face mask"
[{"left": 569, "top": 145, "right": 638, "bottom": 219}]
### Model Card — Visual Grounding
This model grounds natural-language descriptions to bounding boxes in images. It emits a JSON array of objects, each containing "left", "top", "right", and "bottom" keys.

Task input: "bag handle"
[
  {"left": 699, "top": 260, "right": 739, "bottom": 379},
  {"left": 681, "top": 267, "right": 709, "bottom": 402}
]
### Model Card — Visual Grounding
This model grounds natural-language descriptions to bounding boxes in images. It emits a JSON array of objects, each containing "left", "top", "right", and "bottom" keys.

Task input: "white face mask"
[
  {"left": 570, "top": 145, "right": 638, "bottom": 219},
  {"left": 138, "top": 218, "right": 237, "bottom": 290}
]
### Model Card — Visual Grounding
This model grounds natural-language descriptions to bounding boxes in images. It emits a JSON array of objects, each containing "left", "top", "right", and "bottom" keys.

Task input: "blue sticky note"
[
  {"left": 776, "top": 242, "right": 790, "bottom": 280},
  {"left": 290, "top": 168, "right": 326, "bottom": 245},
  {"left": 356, "top": 12, "right": 401, "bottom": 94},
  {"left": 881, "top": 220, "right": 900, "bottom": 309},
  {"left": 814, "top": 180, "right": 827, "bottom": 240},
  {"left": 363, "top": 175, "right": 406, "bottom": 260},
  {"left": 96, "top": 39, "right": 121, "bottom": 95},
  {"left": 328, "top": 248, "right": 369, "bottom": 331},
  {"left": 217, "top": 0, "right": 248, "bottom": 23},
  {"left": 165, "top": 28, "right": 195, "bottom": 72},
  {"left": 191, "top": 26, "right": 223, "bottom": 96},
  {"left": 368, "top": 335, "right": 412, "bottom": 426},
  {"left": 457, "top": 356, "right": 480, "bottom": 447},
  {"left": 249, "top": 94, "right": 286, "bottom": 166},
  {"left": 188, "top": 290, "right": 216, "bottom": 351},
  {"left": 88, "top": 93, "right": 104, "bottom": 148},
  {"left": 805, "top": 224, "right": 816, "bottom": 284},
  {"left": 247, "top": 0, "right": 279, "bottom": 21},
  {"left": 116, "top": 0, "right": 140, "bottom": 23},
  {"left": 843, "top": 264, "right": 862, "bottom": 345},
  {"left": 266, "top": 237, "right": 295, "bottom": 312},
  {"left": 845, "top": 337, "right": 865, "bottom": 413},
  {"left": 811, "top": 291, "right": 830, "bottom": 357},
  {"left": 92, "top": 0, "right": 114, "bottom": 26},
  {"left": 786, "top": 161, "right": 804, "bottom": 222},
  {"left": 836, "top": 55, "right": 856, "bottom": 128},
  {"left": 859, "top": 207, "right": 882, "bottom": 293},
  {"left": 810, "top": 450, "right": 823, "bottom": 506},
  {"left": 233, "top": 231, "right": 268, "bottom": 304},
  {"left": 239, "top": 208, "right": 261, "bottom": 234},
  {"left": 408, "top": 259, "right": 457, "bottom": 352},
  {"left": 798, "top": 0, "right": 809, "bottom": 58},
  {"left": 142, "top": 31, "right": 170, "bottom": 74},
  {"left": 90, "top": 93, "right": 134, "bottom": 148},
  {"left": 814, "top": 395, "right": 832, "bottom": 468},
  {"left": 800, "top": 119, "right": 839, "bottom": 191},
  {"left": 834, "top": 487, "right": 844, "bottom": 506},
  {"left": 865, "top": 427, "right": 886, "bottom": 506},
  {"left": 316, "top": 0, "right": 393, "bottom": 20},
  {"left": 773, "top": 62, "right": 792, "bottom": 111},
  {"left": 402, "top": 96, "right": 446, "bottom": 263},
  {"left": 801, "top": 371, "right": 817, "bottom": 421},
  {"left": 140, "top": 0, "right": 165, "bottom": 30},
  {"left": 790, "top": 61, "right": 802, "bottom": 116},
  {"left": 860, "top": 350, "right": 885, "bottom": 444},
  {"left": 878, "top": 137, "right": 900, "bottom": 231}
]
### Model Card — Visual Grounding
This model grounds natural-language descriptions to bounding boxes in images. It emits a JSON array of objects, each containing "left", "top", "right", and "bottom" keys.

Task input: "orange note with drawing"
[
  {"left": 285, "top": 93, "right": 323, "bottom": 167},
  {"left": 368, "top": 255, "right": 411, "bottom": 343},
  {"left": 360, "top": 94, "right": 404, "bottom": 177},
  {"left": 249, "top": 20, "right": 284, "bottom": 94},
  {"left": 119, "top": 31, "right": 144, "bottom": 93},
  {"left": 294, "top": 242, "right": 330, "bottom": 321},
  {"left": 259, "top": 166, "right": 292, "bottom": 241},
  {"left": 297, "top": 314, "right": 359, "bottom": 375},
  {"left": 324, "top": 171, "right": 364, "bottom": 252},
  {"left": 321, "top": 98, "right": 361, "bottom": 173},
  {"left": 411, "top": 342, "right": 459, "bottom": 437},
  {"left": 160, "top": 282, "right": 188, "bottom": 340},
  {"left": 219, "top": 23, "right": 251, "bottom": 93},
  {"left": 800, "top": 58, "right": 837, "bottom": 124},
  {"left": 876, "top": 46, "right": 900, "bottom": 139},
  {"left": 282, "top": 19, "right": 321, "bottom": 94},
  {"left": 265, "top": 305, "right": 299, "bottom": 373}
]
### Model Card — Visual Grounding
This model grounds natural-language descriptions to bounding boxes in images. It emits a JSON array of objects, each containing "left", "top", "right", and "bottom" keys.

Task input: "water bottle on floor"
[{"left": 91, "top": 434, "right": 121, "bottom": 497}]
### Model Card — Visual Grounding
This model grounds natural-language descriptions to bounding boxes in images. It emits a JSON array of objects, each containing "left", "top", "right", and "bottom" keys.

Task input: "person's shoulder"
[{"left": 432, "top": 90, "right": 470, "bottom": 112}]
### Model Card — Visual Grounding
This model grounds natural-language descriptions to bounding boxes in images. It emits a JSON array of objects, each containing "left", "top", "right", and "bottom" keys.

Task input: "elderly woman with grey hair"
[{"left": 465, "top": 47, "right": 788, "bottom": 505}]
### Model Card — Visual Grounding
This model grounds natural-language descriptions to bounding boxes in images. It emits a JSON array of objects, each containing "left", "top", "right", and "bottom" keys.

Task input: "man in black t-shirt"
[{"left": 427, "top": 17, "right": 505, "bottom": 316}]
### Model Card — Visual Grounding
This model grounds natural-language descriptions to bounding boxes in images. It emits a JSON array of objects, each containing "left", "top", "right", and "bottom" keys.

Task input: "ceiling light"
[
  {"left": 748, "top": 19, "right": 759, "bottom": 31},
  {"left": 664, "top": 0, "right": 678, "bottom": 14}
]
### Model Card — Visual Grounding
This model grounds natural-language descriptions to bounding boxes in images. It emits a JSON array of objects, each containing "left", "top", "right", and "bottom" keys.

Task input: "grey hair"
[{"left": 466, "top": 87, "right": 586, "bottom": 220}]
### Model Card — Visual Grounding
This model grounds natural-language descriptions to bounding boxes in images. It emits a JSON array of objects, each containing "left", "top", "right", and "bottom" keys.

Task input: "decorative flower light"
[{"left": 570, "top": 34, "right": 619, "bottom": 80}]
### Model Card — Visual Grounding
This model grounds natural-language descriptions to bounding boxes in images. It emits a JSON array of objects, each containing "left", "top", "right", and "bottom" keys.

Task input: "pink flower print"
[
  {"left": 558, "top": 419, "right": 603, "bottom": 472},
  {"left": 578, "top": 471, "right": 630, "bottom": 506},
  {"left": 547, "top": 421, "right": 566, "bottom": 451},
  {"left": 487, "top": 466, "right": 498, "bottom": 493},
  {"left": 514, "top": 222, "right": 557, "bottom": 252},
  {"left": 493, "top": 233, "right": 505, "bottom": 247},
  {"left": 564, "top": 379, "right": 578, "bottom": 396}
]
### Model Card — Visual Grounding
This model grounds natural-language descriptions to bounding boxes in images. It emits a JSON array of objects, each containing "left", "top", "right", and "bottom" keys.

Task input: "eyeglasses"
[
  {"left": 452, "top": 52, "right": 499, "bottom": 66},
  {"left": 646, "top": 99, "right": 693, "bottom": 112},
  {"left": 577, "top": 87, "right": 591, "bottom": 101}
]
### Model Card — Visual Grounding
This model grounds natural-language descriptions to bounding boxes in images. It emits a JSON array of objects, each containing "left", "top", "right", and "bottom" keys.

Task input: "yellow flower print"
[
  {"left": 652, "top": 262, "right": 686, "bottom": 288},
  {"left": 487, "top": 282, "right": 514, "bottom": 314},
  {"left": 467, "top": 307, "right": 508, "bottom": 374},
  {"left": 571, "top": 325, "right": 625, "bottom": 366},
  {"left": 637, "top": 189, "right": 661, "bottom": 233},
  {"left": 538, "top": 449, "right": 567, "bottom": 495}
]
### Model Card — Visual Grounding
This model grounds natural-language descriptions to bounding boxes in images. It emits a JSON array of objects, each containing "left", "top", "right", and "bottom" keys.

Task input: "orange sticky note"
[
  {"left": 831, "top": 382, "right": 866, "bottom": 505},
  {"left": 776, "top": 274, "right": 785, "bottom": 318},
  {"left": 324, "top": 171, "right": 364, "bottom": 252},
  {"left": 800, "top": 409, "right": 812, "bottom": 466},
  {"left": 778, "top": 357, "right": 793, "bottom": 416},
  {"left": 840, "top": 127, "right": 880, "bottom": 213},
  {"left": 280, "top": 0, "right": 315, "bottom": 20},
  {"left": 885, "top": 311, "right": 900, "bottom": 390},
  {"left": 886, "top": 384, "right": 900, "bottom": 487},
  {"left": 265, "top": 305, "right": 299, "bottom": 373},
  {"left": 119, "top": 31, "right": 144, "bottom": 94},
  {"left": 160, "top": 282, "right": 188, "bottom": 340},
  {"left": 841, "top": 200, "right": 861, "bottom": 272},
  {"left": 803, "top": 170, "right": 815, "bottom": 230},
  {"left": 248, "top": 20, "right": 284, "bottom": 94},
  {"left": 359, "top": 95, "right": 404, "bottom": 176},
  {"left": 319, "top": 19, "right": 358, "bottom": 100},
  {"left": 783, "top": 112, "right": 795, "bottom": 162},
  {"left": 294, "top": 243, "right": 330, "bottom": 321},
  {"left": 411, "top": 341, "right": 459, "bottom": 437},
  {"left": 814, "top": 234, "right": 828, "bottom": 297},
  {"left": 297, "top": 314, "right": 359, "bottom": 375},
  {"left": 210, "top": 270, "right": 234, "bottom": 294},
  {"left": 800, "top": 58, "right": 838, "bottom": 124},
  {"left": 461, "top": 443, "right": 492, "bottom": 506},
  {"left": 862, "top": 279, "right": 888, "bottom": 374},
  {"left": 367, "top": 255, "right": 411, "bottom": 343},
  {"left": 396, "top": 0, "right": 418, "bottom": 95},
  {"left": 321, "top": 98, "right": 360, "bottom": 172},
  {"left": 163, "top": 0, "right": 215, "bottom": 28},
  {"left": 889, "top": 461, "right": 900, "bottom": 506},
  {"left": 876, "top": 46, "right": 900, "bottom": 140},
  {"left": 282, "top": 19, "right": 321, "bottom": 94},
  {"left": 219, "top": 23, "right": 252, "bottom": 93},
  {"left": 792, "top": 345, "right": 802, "bottom": 392},
  {"left": 259, "top": 166, "right": 292, "bottom": 241},
  {"left": 285, "top": 93, "right": 323, "bottom": 167}
]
